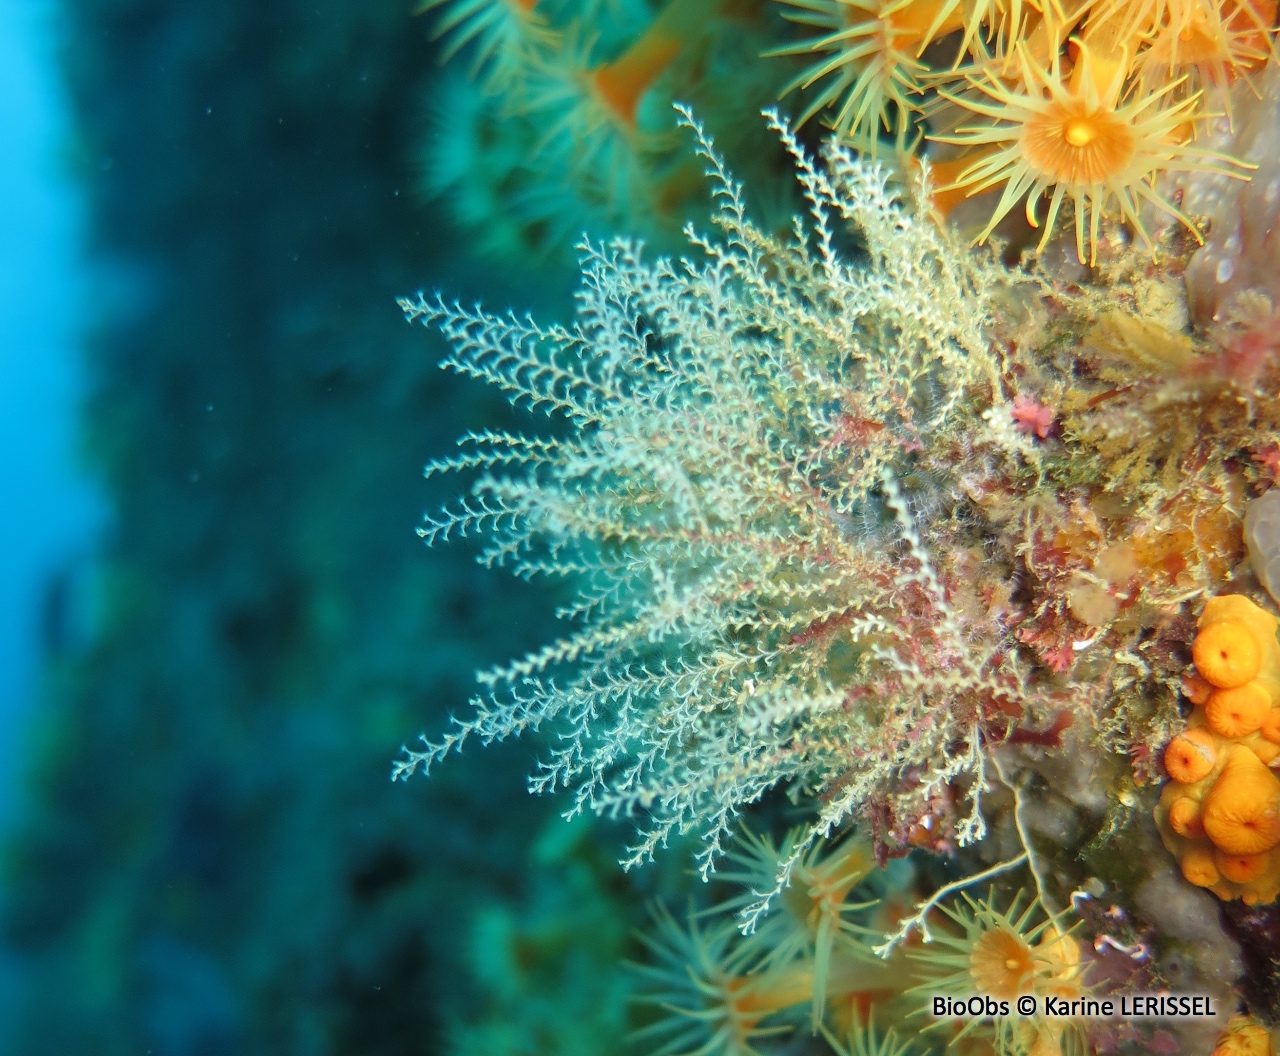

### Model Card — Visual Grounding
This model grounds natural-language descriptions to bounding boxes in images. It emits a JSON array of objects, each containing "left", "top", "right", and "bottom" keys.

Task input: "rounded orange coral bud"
[
  {"left": 1180, "top": 844, "right": 1221, "bottom": 887},
  {"left": 1165, "top": 727, "right": 1217, "bottom": 784},
  {"left": 1255, "top": 740, "right": 1280, "bottom": 766},
  {"left": 1206, "top": 683, "right": 1272, "bottom": 737},
  {"left": 1262, "top": 709, "right": 1280, "bottom": 745},
  {"left": 1215, "top": 848, "right": 1270, "bottom": 884},
  {"left": 1195, "top": 621, "right": 1264, "bottom": 688},
  {"left": 1203, "top": 746, "right": 1280, "bottom": 855},
  {"left": 1212, "top": 1015, "right": 1275, "bottom": 1056},
  {"left": 1183, "top": 671, "right": 1215, "bottom": 706},
  {"left": 1168, "top": 796, "right": 1206, "bottom": 839}
]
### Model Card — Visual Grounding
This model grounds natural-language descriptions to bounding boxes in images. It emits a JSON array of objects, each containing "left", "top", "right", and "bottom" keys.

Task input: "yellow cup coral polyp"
[
  {"left": 1194, "top": 619, "right": 1263, "bottom": 688},
  {"left": 968, "top": 925, "right": 1038, "bottom": 998},
  {"left": 1165, "top": 725, "right": 1217, "bottom": 782},
  {"left": 1202, "top": 745, "right": 1280, "bottom": 854},
  {"left": 1206, "top": 682, "right": 1271, "bottom": 737},
  {"left": 1155, "top": 594, "right": 1280, "bottom": 904},
  {"left": 1212, "top": 1014, "right": 1275, "bottom": 1056},
  {"left": 931, "top": 41, "right": 1249, "bottom": 264},
  {"left": 1167, "top": 795, "right": 1207, "bottom": 838}
]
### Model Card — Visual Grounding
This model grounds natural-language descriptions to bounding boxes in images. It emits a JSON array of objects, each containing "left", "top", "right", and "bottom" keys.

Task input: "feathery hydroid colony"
[{"left": 399, "top": 113, "right": 1026, "bottom": 902}]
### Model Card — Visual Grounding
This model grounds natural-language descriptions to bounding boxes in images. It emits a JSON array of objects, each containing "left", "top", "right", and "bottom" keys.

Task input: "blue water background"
[{"left": 0, "top": 0, "right": 100, "bottom": 825}]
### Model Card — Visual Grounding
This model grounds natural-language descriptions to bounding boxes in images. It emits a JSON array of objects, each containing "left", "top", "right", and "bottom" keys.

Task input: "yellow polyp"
[
  {"left": 1262, "top": 709, "right": 1280, "bottom": 744},
  {"left": 969, "top": 926, "right": 1036, "bottom": 999},
  {"left": 1233, "top": 0, "right": 1279, "bottom": 69},
  {"left": 728, "top": 965, "right": 815, "bottom": 1018},
  {"left": 593, "top": 34, "right": 682, "bottom": 127},
  {"left": 1018, "top": 10, "right": 1080, "bottom": 73},
  {"left": 1025, "top": 194, "right": 1041, "bottom": 229},
  {"left": 1197, "top": 595, "right": 1280, "bottom": 694},
  {"left": 1038, "top": 923, "right": 1081, "bottom": 975},
  {"left": 1206, "top": 682, "right": 1272, "bottom": 737},
  {"left": 1216, "top": 847, "right": 1270, "bottom": 884},
  {"left": 1194, "top": 620, "right": 1263, "bottom": 689},
  {"left": 591, "top": 0, "right": 713, "bottom": 127},
  {"left": 1202, "top": 745, "right": 1280, "bottom": 856},
  {"left": 1168, "top": 796, "right": 1206, "bottom": 839},
  {"left": 1180, "top": 844, "right": 1221, "bottom": 886},
  {"left": 1068, "top": 32, "right": 1131, "bottom": 108},
  {"left": 1165, "top": 726, "right": 1216, "bottom": 783},
  {"left": 890, "top": 0, "right": 965, "bottom": 54},
  {"left": 920, "top": 150, "right": 999, "bottom": 217},
  {"left": 929, "top": 20, "right": 1249, "bottom": 266}
]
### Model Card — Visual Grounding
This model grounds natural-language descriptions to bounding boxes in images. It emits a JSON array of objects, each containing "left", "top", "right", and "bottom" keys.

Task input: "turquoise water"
[
  {"left": 0, "top": 0, "right": 99, "bottom": 827},
  {"left": 7, "top": 1, "right": 1280, "bottom": 1053},
  {"left": 0, "top": 2, "right": 686, "bottom": 1051}
]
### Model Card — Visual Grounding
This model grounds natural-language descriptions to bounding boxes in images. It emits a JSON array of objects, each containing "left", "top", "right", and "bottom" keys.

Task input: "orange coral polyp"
[
  {"left": 1168, "top": 796, "right": 1206, "bottom": 838},
  {"left": 1255, "top": 740, "right": 1280, "bottom": 765},
  {"left": 1202, "top": 746, "right": 1280, "bottom": 856},
  {"left": 1206, "top": 683, "right": 1272, "bottom": 737},
  {"left": 1165, "top": 726, "right": 1217, "bottom": 783},
  {"left": 1262, "top": 709, "right": 1280, "bottom": 744},
  {"left": 969, "top": 926, "right": 1037, "bottom": 998},
  {"left": 1212, "top": 1015, "right": 1275, "bottom": 1056},
  {"left": 1194, "top": 620, "right": 1264, "bottom": 688},
  {"left": 1215, "top": 848, "right": 1270, "bottom": 884},
  {"left": 1021, "top": 104, "right": 1137, "bottom": 186},
  {"left": 1180, "top": 844, "right": 1221, "bottom": 886},
  {"left": 930, "top": 41, "right": 1247, "bottom": 264}
]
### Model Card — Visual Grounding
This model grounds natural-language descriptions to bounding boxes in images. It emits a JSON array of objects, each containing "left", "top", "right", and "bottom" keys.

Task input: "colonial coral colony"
[{"left": 776, "top": 0, "right": 1270, "bottom": 262}]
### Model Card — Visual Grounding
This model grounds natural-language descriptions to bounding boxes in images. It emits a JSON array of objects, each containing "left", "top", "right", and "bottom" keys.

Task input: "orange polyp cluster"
[
  {"left": 775, "top": 0, "right": 1277, "bottom": 263},
  {"left": 1155, "top": 594, "right": 1280, "bottom": 904}
]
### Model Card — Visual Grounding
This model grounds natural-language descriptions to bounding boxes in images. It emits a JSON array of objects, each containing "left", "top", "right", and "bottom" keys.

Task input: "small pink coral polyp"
[{"left": 1155, "top": 594, "right": 1280, "bottom": 905}]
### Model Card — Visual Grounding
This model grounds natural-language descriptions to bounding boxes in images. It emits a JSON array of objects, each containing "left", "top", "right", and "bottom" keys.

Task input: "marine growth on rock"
[{"left": 399, "top": 4, "right": 1280, "bottom": 1053}]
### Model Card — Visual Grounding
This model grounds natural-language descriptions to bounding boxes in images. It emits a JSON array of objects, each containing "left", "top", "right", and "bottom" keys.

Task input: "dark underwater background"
[{"left": 0, "top": 1, "right": 697, "bottom": 1051}]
